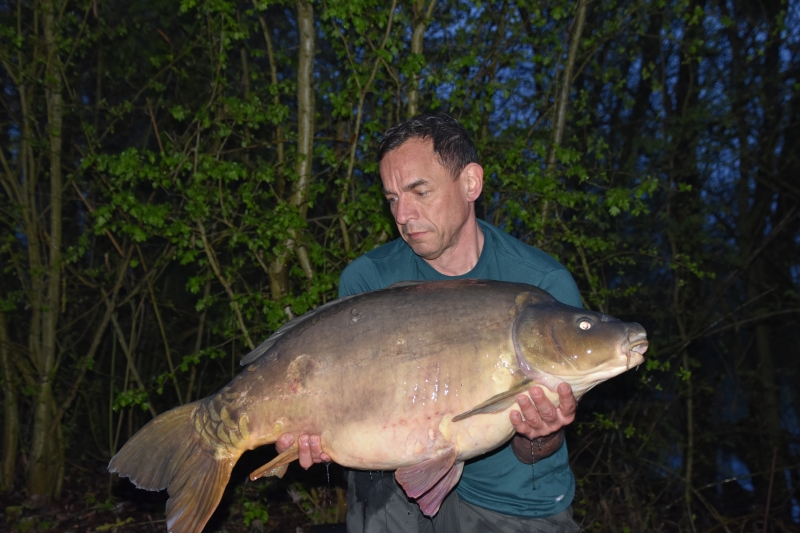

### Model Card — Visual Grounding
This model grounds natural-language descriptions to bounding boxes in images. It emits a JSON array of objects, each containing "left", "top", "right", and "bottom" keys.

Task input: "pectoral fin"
[
  {"left": 395, "top": 447, "right": 457, "bottom": 499},
  {"left": 249, "top": 443, "right": 298, "bottom": 480},
  {"left": 452, "top": 378, "right": 533, "bottom": 422},
  {"left": 416, "top": 462, "right": 463, "bottom": 516}
]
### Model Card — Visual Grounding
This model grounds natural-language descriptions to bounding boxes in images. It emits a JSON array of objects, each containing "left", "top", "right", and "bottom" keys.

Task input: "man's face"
[{"left": 380, "top": 138, "right": 480, "bottom": 261}]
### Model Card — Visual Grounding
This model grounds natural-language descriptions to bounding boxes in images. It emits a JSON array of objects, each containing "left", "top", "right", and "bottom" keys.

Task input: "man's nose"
[{"left": 394, "top": 196, "right": 417, "bottom": 224}]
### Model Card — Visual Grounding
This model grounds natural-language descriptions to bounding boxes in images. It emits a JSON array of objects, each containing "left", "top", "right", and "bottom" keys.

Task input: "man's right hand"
[{"left": 275, "top": 433, "right": 331, "bottom": 469}]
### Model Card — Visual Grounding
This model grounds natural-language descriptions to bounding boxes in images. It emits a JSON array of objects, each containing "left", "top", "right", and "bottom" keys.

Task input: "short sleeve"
[
  {"left": 538, "top": 268, "right": 583, "bottom": 308},
  {"left": 338, "top": 256, "right": 384, "bottom": 298}
]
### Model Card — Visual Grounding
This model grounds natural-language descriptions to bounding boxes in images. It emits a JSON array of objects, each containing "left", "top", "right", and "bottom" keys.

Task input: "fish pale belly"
[{"left": 321, "top": 400, "right": 518, "bottom": 470}]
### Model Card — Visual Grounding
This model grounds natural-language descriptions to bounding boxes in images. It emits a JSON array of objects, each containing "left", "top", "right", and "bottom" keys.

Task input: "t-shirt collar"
[{"left": 411, "top": 220, "right": 491, "bottom": 281}]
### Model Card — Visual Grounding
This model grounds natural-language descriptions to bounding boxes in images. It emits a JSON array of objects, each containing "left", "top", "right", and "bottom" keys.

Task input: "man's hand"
[
  {"left": 275, "top": 433, "right": 331, "bottom": 469},
  {"left": 509, "top": 382, "right": 576, "bottom": 439}
]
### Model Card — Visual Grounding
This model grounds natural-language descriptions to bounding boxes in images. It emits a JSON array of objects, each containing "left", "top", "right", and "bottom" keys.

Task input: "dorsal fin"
[
  {"left": 240, "top": 280, "right": 440, "bottom": 367},
  {"left": 239, "top": 293, "right": 362, "bottom": 366},
  {"left": 386, "top": 280, "right": 426, "bottom": 289},
  {"left": 241, "top": 281, "right": 428, "bottom": 367}
]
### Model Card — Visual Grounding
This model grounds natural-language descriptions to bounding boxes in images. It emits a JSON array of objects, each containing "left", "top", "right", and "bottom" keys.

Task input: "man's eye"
[{"left": 386, "top": 197, "right": 397, "bottom": 204}]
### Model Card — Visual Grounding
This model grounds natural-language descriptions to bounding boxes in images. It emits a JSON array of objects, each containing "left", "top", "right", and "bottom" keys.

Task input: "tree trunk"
[
  {"left": 661, "top": 0, "right": 703, "bottom": 520},
  {"left": 26, "top": 0, "right": 65, "bottom": 503},
  {"left": 0, "top": 310, "right": 18, "bottom": 490},
  {"left": 407, "top": 0, "right": 436, "bottom": 117},
  {"left": 293, "top": 0, "right": 315, "bottom": 221},
  {"left": 269, "top": 0, "right": 316, "bottom": 301},
  {"left": 545, "top": 0, "right": 586, "bottom": 168},
  {"left": 539, "top": 0, "right": 586, "bottom": 237},
  {"left": 253, "top": 0, "right": 286, "bottom": 195},
  {"left": 741, "top": 77, "right": 789, "bottom": 524}
]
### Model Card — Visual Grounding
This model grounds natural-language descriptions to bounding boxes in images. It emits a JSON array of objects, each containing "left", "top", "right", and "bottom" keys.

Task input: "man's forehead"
[
  {"left": 380, "top": 138, "right": 438, "bottom": 167},
  {"left": 385, "top": 136, "right": 434, "bottom": 155},
  {"left": 380, "top": 140, "right": 450, "bottom": 190}
]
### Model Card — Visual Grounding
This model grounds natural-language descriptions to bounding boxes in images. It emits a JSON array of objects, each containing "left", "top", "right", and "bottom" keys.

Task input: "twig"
[
  {"left": 539, "top": 0, "right": 587, "bottom": 235},
  {"left": 660, "top": 287, "right": 779, "bottom": 362},
  {"left": 51, "top": 246, "right": 134, "bottom": 432},
  {"left": 70, "top": 181, "right": 125, "bottom": 257},
  {"left": 135, "top": 245, "right": 183, "bottom": 404},
  {"left": 700, "top": 206, "right": 798, "bottom": 326},
  {"left": 196, "top": 220, "right": 255, "bottom": 350},
  {"left": 146, "top": 98, "right": 164, "bottom": 153},
  {"left": 337, "top": 0, "right": 398, "bottom": 254},
  {"left": 110, "top": 313, "right": 158, "bottom": 419}
]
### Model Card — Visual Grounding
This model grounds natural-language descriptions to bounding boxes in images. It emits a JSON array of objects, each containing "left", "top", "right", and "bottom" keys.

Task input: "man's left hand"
[{"left": 510, "top": 382, "right": 576, "bottom": 439}]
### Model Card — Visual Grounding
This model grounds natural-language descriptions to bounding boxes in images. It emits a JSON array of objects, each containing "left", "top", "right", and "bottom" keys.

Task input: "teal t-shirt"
[{"left": 338, "top": 219, "right": 582, "bottom": 518}]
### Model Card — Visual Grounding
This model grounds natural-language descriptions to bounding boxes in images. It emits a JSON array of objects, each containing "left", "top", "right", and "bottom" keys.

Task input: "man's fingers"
[
  {"left": 275, "top": 433, "right": 294, "bottom": 454},
  {"left": 510, "top": 409, "right": 531, "bottom": 434},
  {"left": 528, "top": 387, "right": 557, "bottom": 422},
  {"left": 308, "top": 435, "right": 330, "bottom": 463},
  {"left": 297, "top": 434, "right": 314, "bottom": 469},
  {"left": 511, "top": 385, "right": 577, "bottom": 439},
  {"left": 557, "top": 382, "right": 577, "bottom": 416},
  {"left": 516, "top": 394, "right": 541, "bottom": 425},
  {"left": 277, "top": 433, "right": 331, "bottom": 469},
  {"left": 511, "top": 397, "right": 546, "bottom": 439}
]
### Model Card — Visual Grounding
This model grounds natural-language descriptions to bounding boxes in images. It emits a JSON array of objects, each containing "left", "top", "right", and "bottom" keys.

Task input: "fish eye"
[{"left": 578, "top": 319, "right": 592, "bottom": 330}]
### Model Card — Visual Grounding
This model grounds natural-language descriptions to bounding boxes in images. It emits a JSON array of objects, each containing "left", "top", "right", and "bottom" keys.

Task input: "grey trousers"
[{"left": 345, "top": 469, "right": 580, "bottom": 533}]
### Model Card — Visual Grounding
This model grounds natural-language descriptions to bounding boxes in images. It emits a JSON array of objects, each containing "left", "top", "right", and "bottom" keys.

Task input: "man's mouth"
[{"left": 403, "top": 229, "right": 429, "bottom": 240}]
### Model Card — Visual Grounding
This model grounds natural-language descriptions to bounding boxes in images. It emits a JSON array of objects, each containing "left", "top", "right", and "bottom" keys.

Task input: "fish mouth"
[{"left": 626, "top": 332, "right": 648, "bottom": 369}]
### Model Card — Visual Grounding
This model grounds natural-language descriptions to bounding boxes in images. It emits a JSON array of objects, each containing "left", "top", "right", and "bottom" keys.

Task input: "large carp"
[{"left": 109, "top": 279, "right": 647, "bottom": 533}]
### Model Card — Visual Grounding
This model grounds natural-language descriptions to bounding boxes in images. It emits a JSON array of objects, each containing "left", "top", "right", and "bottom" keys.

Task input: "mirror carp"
[{"left": 109, "top": 279, "right": 648, "bottom": 533}]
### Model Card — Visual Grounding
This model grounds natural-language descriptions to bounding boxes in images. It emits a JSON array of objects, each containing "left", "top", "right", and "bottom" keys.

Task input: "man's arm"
[
  {"left": 508, "top": 382, "right": 576, "bottom": 462},
  {"left": 510, "top": 430, "right": 565, "bottom": 464}
]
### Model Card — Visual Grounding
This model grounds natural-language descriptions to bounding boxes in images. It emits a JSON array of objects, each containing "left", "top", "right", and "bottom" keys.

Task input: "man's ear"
[{"left": 461, "top": 162, "right": 484, "bottom": 202}]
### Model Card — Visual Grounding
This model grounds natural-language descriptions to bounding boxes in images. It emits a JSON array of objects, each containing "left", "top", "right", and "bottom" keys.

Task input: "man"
[{"left": 277, "top": 114, "right": 582, "bottom": 532}]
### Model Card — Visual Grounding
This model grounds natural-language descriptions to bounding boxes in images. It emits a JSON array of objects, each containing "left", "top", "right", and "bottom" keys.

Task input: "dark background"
[{"left": 1, "top": 0, "right": 798, "bottom": 530}]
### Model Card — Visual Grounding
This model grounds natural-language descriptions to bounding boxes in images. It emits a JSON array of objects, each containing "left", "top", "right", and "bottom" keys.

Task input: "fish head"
[{"left": 512, "top": 302, "right": 648, "bottom": 399}]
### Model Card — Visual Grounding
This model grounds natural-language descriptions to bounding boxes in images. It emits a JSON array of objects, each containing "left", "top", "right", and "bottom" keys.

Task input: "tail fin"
[{"left": 109, "top": 401, "right": 240, "bottom": 533}]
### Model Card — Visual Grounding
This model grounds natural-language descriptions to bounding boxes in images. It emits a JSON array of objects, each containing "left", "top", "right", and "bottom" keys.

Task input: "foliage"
[{"left": 287, "top": 482, "right": 346, "bottom": 525}]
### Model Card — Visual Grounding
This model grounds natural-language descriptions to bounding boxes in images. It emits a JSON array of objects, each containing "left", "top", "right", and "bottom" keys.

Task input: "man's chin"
[{"left": 406, "top": 242, "right": 444, "bottom": 261}]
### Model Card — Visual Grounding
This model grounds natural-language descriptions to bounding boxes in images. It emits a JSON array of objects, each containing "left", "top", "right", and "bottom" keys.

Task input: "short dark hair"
[{"left": 378, "top": 113, "right": 479, "bottom": 179}]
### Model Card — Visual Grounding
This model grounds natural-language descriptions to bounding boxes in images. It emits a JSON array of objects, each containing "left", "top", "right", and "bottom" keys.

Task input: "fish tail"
[{"left": 109, "top": 400, "right": 242, "bottom": 533}]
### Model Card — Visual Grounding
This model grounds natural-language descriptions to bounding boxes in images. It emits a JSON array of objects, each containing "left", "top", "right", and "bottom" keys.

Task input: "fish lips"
[{"left": 624, "top": 328, "right": 648, "bottom": 370}]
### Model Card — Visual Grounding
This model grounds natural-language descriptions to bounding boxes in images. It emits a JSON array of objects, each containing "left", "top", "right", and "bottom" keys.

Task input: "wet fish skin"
[{"left": 109, "top": 279, "right": 647, "bottom": 533}]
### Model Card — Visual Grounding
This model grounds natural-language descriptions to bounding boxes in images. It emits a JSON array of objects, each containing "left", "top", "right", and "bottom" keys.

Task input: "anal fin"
[
  {"left": 249, "top": 443, "right": 298, "bottom": 480},
  {"left": 395, "top": 447, "right": 457, "bottom": 499},
  {"left": 452, "top": 378, "right": 533, "bottom": 422}
]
